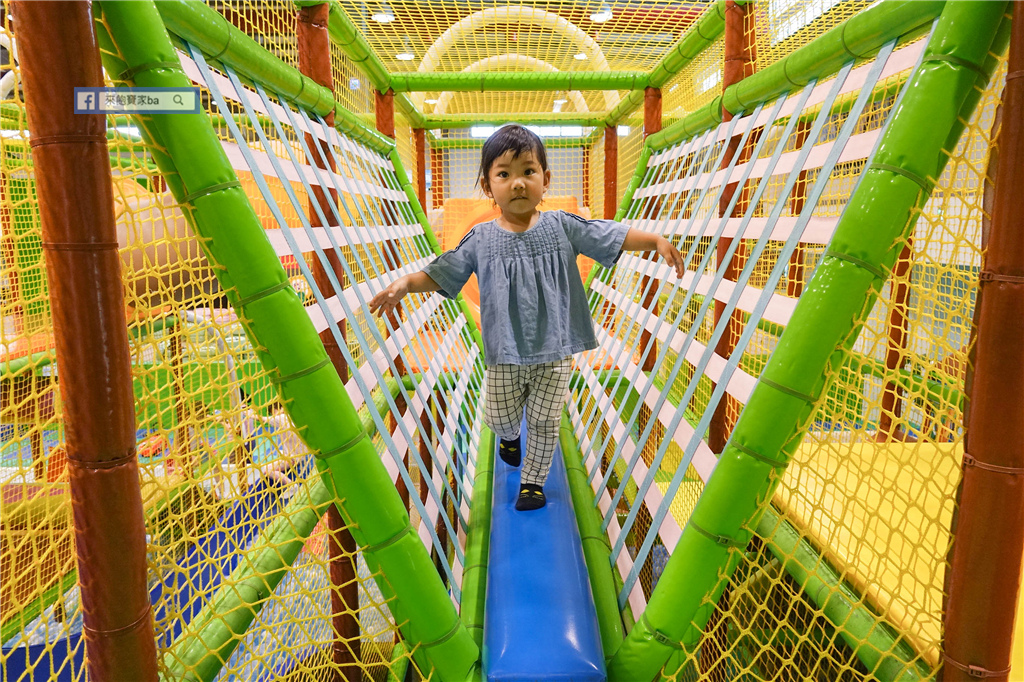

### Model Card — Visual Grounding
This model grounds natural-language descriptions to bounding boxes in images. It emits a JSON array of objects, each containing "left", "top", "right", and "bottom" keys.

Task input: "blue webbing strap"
[
  {"left": 597, "top": 95, "right": 781, "bottom": 528},
  {"left": 296, "top": 108, "right": 483, "bottom": 508},
  {"left": 623, "top": 41, "right": 901, "bottom": 602},
  {"left": 190, "top": 46, "right": 465, "bottom": 592},
  {"left": 266, "top": 89, "right": 476, "bottom": 525},
  {"left": 610, "top": 72, "right": 842, "bottom": 600}
]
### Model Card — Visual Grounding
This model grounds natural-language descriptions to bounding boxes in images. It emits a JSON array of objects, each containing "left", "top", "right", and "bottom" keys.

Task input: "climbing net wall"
[
  {"left": 0, "top": 1, "right": 1017, "bottom": 681},
  {"left": 3, "top": 3, "right": 480, "bottom": 680},
  {"left": 573, "top": 9, "right": 1010, "bottom": 682}
]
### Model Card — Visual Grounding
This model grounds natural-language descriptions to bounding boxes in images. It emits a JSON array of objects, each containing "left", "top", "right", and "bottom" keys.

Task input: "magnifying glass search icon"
[{"left": 173, "top": 94, "right": 184, "bottom": 106}]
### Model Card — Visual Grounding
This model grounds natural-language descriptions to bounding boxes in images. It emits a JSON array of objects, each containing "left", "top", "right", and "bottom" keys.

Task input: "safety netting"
[
  {"left": 572, "top": 7, "right": 1011, "bottom": 681},
  {"left": 3, "top": 2, "right": 483, "bottom": 680},
  {"left": 0, "top": 0, "right": 1017, "bottom": 681}
]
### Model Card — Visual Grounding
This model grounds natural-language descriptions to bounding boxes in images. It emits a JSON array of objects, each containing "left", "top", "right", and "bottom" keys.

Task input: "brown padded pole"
[
  {"left": 638, "top": 88, "right": 662, "bottom": 372},
  {"left": 431, "top": 145, "right": 445, "bottom": 211},
  {"left": 709, "top": 0, "right": 756, "bottom": 453},
  {"left": 582, "top": 142, "right": 591, "bottom": 212},
  {"left": 603, "top": 126, "right": 618, "bottom": 220},
  {"left": 296, "top": 6, "right": 360, "bottom": 680},
  {"left": 375, "top": 88, "right": 396, "bottom": 139},
  {"left": 12, "top": 2, "right": 158, "bottom": 679},
  {"left": 414, "top": 127, "right": 427, "bottom": 211},
  {"left": 643, "top": 87, "right": 662, "bottom": 139},
  {"left": 942, "top": 6, "right": 1024, "bottom": 680},
  {"left": 876, "top": 243, "right": 914, "bottom": 441},
  {"left": 786, "top": 121, "right": 812, "bottom": 298},
  {"left": 374, "top": 87, "right": 407, "bottom": 379}
]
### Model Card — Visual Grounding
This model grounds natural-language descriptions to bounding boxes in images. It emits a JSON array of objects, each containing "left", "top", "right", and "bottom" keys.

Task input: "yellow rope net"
[{"left": 1, "top": 1, "right": 1020, "bottom": 681}]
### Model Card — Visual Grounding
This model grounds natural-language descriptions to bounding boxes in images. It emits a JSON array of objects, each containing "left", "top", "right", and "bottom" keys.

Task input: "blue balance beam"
[{"left": 484, "top": 423, "right": 605, "bottom": 681}]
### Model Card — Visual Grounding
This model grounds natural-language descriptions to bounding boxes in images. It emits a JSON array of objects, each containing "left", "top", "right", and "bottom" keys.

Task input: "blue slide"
[{"left": 484, "top": 423, "right": 605, "bottom": 681}]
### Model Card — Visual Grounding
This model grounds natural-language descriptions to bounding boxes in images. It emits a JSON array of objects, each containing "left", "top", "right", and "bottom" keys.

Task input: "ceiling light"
[
  {"left": 574, "top": 53, "right": 588, "bottom": 61},
  {"left": 553, "top": 98, "right": 568, "bottom": 104},
  {"left": 372, "top": 4, "right": 394, "bottom": 22},
  {"left": 425, "top": 98, "right": 438, "bottom": 104},
  {"left": 590, "top": 5, "right": 613, "bottom": 23},
  {"left": 396, "top": 37, "right": 415, "bottom": 62}
]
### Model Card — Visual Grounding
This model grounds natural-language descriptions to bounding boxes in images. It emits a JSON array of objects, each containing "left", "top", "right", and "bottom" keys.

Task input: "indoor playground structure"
[{"left": 1, "top": 0, "right": 1023, "bottom": 680}]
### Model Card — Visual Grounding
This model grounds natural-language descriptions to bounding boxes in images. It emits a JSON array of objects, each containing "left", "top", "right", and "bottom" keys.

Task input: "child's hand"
[
  {"left": 657, "top": 237, "right": 685, "bottom": 278},
  {"left": 368, "top": 277, "right": 409, "bottom": 317}
]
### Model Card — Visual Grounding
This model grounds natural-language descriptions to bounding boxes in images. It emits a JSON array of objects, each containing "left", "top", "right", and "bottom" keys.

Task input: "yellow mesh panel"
[
  {"left": 652, "top": 42, "right": 1006, "bottom": 682},
  {"left": 662, "top": 36, "right": 725, "bottom": 119},
  {"left": 337, "top": 1, "right": 708, "bottom": 75},
  {"left": 331, "top": 47, "right": 376, "bottom": 121},
  {"left": 617, "top": 120, "right": 644, "bottom": 210},
  {"left": 589, "top": 131, "right": 606, "bottom": 219},
  {"left": 394, "top": 111, "right": 416, "bottom": 189},
  {"left": 751, "top": 0, "right": 878, "bottom": 73},
  {"left": 208, "top": 1, "right": 299, "bottom": 69},
  {"left": 5, "top": 1, "right": 1017, "bottom": 679},
  {"left": 0, "top": 12, "right": 426, "bottom": 681}
]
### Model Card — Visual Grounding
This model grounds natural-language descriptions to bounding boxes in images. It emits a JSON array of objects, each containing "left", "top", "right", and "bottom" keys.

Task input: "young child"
[{"left": 369, "top": 124, "right": 683, "bottom": 511}]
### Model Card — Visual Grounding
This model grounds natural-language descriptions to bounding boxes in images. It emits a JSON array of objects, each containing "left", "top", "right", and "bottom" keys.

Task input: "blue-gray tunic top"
[{"left": 422, "top": 210, "right": 629, "bottom": 366}]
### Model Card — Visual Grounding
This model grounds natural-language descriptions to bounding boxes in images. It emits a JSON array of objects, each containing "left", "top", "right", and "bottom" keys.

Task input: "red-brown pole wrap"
[
  {"left": 12, "top": 2, "right": 158, "bottom": 679},
  {"left": 375, "top": 88, "right": 396, "bottom": 140},
  {"left": 603, "top": 126, "right": 618, "bottom": 220},
  {"left": 942, "top": 6, "right": 1024, "bottom": 680},
  {"left": 296, "top": 6, "right": 360, "bottom": 680},
  {"left": 374, "top": 87, "right": 397, "bottom": 276},
  {"left": 709, "top": 0, "right": 755, "bottom": 454},
  {"left": 702, "top": 5, "right": 758, "bottom": 670},
  {"left": 373, "top": 89, "right": 407, "bottom": 382},
  {"left": 582, "top": 140, "right": 591, "bottom": 212},
  {"left": 431, "top": 145, "right": 445, "bottom": 212},
  {"left": 876, "top": 242, "right": 914, "bottom": 441},
  {"left": 643, "top": 87, "right": 662, "bottom": 139},
  {"left": 639, "top": 87, "right": 662, "bottom": 372},
  {"left": 786, "top": 121, "right": 812, "bottom": 298},
  {"left": 414, "top": 127, "right": 428, "bottom": 212}
]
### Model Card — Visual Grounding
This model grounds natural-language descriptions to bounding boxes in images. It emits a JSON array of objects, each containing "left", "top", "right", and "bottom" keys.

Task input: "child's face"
[{"left": 481, "top": 150, "right": 551, "bottom": 219}]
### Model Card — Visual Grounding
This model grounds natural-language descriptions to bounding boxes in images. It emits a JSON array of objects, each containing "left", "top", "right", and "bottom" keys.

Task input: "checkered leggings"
[{"left": 483, "top": 357, "right": 573, "bottom": 487}]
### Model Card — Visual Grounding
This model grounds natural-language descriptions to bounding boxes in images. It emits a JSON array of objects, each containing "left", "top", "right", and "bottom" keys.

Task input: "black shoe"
[
  {"left": 515, "top": 483, "right": 546, "bottom": 511},
  {"left": 498, "top": 436, "right": 521, "bottom": 467}
]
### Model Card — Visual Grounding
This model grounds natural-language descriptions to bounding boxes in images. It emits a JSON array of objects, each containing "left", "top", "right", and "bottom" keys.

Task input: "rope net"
[
  {"left": 0, "top": 1, "right": 1018, "bottom": 681},
  {"left": 4, "top": 4, "right": 482, "bottom": 680},
  {"left": 574, "top": 24, "right": 1009, "bottom": 682}
]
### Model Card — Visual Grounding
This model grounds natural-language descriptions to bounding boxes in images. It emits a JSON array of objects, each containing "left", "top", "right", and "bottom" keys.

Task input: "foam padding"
[{"left": 484, "top": 423, "right": 606, "bottom": 681}]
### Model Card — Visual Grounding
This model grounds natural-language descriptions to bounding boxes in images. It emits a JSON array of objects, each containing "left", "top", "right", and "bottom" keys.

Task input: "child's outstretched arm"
[
  {"left": 621, "top": 228, "right": 685, "bottom": 278},
  {"left": 368, "top": 271, "right": 442, "bottom": 317}
]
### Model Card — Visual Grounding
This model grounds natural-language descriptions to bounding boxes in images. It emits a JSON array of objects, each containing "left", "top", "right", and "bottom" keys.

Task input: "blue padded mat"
[{"left": 483, "top": 424, "right": 606, "bottom": 681}]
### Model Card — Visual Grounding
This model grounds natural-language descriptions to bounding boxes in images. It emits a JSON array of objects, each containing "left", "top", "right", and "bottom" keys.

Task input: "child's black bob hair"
[{"left": 477, "top": 124, "right": 548, "bottom": 190}]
